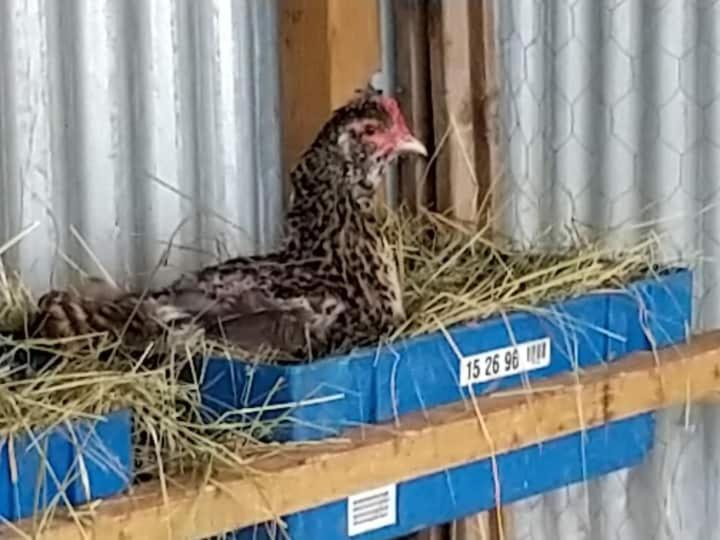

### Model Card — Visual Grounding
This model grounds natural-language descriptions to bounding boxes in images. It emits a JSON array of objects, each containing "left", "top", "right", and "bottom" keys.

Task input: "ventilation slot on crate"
[{"left": 347, "top": 484, "right": 397, "bottom": 536}]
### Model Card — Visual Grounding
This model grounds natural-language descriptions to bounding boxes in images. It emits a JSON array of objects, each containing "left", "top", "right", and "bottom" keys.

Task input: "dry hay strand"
[
  {"left": 3, "top": 344, "right": 238, "bottom": 471},
  {"left": 0, "top": 271, "right": 36, "bottom": 335},
  {"left": 378, "top": 205, "right": 665, "bottom": 341}
]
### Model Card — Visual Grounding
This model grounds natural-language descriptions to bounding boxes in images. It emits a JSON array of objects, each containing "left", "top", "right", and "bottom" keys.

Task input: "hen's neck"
[
  {"left": 281, "top": 147, "right": 405, "bottom": 327},
  {"left": 281, "top": 151, "right": 380, "bottom": 262}
]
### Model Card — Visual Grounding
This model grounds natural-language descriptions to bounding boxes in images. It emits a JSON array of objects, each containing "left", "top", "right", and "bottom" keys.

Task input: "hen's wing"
[
  {"left": 164, "top": 257, "right": 348, "bottom": 356},
  {"left": 167, "top": 283, "right": 346, "bottom": 357},
  {"left": 26, "top": 261, "right": 343, "bottom": 358},
  {"left": 203, "top": 308, "right": 312, "bottom": 356},
  {"left": 24, "top": 254, "right": 346, "bottom": 359}
]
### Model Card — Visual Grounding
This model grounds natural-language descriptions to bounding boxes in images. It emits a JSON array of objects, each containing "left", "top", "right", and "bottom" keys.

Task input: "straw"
[{"left": 0, "top": 203, "right": 683, "bottom": 533}]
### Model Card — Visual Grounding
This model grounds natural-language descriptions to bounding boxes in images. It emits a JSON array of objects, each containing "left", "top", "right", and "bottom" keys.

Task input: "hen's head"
[{"left": 298, "top": 90, "right": 427, "bottom": 196}]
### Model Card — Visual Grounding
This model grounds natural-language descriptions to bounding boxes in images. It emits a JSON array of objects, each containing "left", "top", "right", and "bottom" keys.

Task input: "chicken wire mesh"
[{"left": 488, "top": 1, "right": 720, "bottom": 539}]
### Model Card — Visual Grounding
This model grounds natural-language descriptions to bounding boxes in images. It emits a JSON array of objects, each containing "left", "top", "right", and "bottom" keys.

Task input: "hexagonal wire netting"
[{"left": 487, "top": 1, "right": 720, "bottom": 539}]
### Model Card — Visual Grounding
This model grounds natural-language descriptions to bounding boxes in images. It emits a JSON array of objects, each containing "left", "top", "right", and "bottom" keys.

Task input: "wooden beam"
[
  {"left": 279, "top": 0, "right": 331, "bottom": 175},
  {"left": 6, "top": 331, "right": 720, "bottom": 540},
  {"left": 414, "top": 526, "right": 451, "bottom": 540},
  {"left": 427, "top": 0, "right": 498, "bottom": 225},
  {"left": 327, "top": 0, "right": 381, "bottom": 110},
  {"left": 396, "top": 5, "right": 500, "bottom": 536},
  {"left": 425, "top": 4, "right": 501, "bottom": 535},
  {"left": 279, "top": 0, "right": 380, "bottom": 176}
]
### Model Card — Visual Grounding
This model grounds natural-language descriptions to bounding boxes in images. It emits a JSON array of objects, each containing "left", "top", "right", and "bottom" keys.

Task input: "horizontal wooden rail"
[{"left": 4, "top": 331, "right": 720, "bottom": 540}]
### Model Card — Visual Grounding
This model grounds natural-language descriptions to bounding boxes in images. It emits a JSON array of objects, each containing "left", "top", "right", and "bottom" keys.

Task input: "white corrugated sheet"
[
  {"left": 0, "top": 0, "right": 282, "bottom": 292},
  {"left": 495, "top": 1, "right": 720, "bottom": 539}
]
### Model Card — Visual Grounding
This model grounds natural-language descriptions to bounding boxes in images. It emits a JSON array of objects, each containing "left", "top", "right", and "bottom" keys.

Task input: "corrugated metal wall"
[
  {"left": 494, "top": 1, "right": 720, "bottom": 539},
  {"left": 0, "top": 0, "right": 283, "bottom": 293},
  {"left": 3, "top": 1, "right": 719, "bottom": 538}
]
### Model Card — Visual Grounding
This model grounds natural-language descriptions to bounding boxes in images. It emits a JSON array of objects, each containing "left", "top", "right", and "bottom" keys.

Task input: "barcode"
[
  {"left": 347, "top": 484, "right": 397, "bottom": 536},
  {"left": 526, "top": 340, "right": 548, "bottom": 365}
]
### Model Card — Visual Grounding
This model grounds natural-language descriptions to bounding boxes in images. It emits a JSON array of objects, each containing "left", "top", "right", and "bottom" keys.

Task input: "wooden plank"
[
  {"left": 413, "top": 526, "right": 451, "bottom": 540},
  {"left": 427, "top": 0, "right": 476, "bottom": 221},
  {"left": 279, "top": 0, "right": 331, "bottom": 173},
  {"left": 5, "top": 331, "right": 720, "bottom": 540},
  {"left": 451, "top": 515, "right": 493, "bottom": 540},
  {"left": 279, "top": 0, "right": 380, "bottom": 176},
  {"left": 427, "top": 0, "right": 498, "bottom": 226},
  {"left": 327, "top": 0, "right": 380, "bottom": 109},
  {"left": 467, "top": 0, "right": 501, "bottom": 231},
  {"left": 487, "top": 507, "right": 513, "bottom": 540}
]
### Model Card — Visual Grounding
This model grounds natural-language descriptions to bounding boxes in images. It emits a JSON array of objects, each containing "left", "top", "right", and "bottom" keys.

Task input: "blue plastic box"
[
  {"left": 0, "top": 408, "right": 132, "bottom": 522},
  {"left": 607, "top": 268, "right": 692, "bottom": 357},
  {"left": 200, "top": 293, "right": 610, "bottom": 442},
  {"left": 199, "top": 269, "right": 692, "bottom": 540}
]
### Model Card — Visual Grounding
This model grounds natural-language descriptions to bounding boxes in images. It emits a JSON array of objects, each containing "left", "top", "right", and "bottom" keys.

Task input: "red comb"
[{"left": 378, "top": 96, "right": 411, "bottom": 133}]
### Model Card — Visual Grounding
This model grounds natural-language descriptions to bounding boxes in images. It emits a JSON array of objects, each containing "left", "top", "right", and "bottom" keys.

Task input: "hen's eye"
[{"left": 364, "top": 125, "right": 377, "bottom": 136}]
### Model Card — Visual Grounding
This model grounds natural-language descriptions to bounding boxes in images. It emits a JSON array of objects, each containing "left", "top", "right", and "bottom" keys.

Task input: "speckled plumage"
[{"left": 25, "top": 91, "right": 427, "bottom": 359}]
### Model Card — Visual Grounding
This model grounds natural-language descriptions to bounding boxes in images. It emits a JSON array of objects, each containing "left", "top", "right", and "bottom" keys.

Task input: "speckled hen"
[{"left": 26, "top": 90, "right": 427, "bottom": 359}]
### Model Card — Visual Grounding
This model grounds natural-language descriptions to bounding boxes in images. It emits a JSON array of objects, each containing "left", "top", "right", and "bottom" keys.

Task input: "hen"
[{"left": 23, "top": 90, "right": 427, "bottom": 360}]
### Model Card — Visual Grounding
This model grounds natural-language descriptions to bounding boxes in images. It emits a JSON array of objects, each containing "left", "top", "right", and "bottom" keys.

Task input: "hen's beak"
[{"left": 396, "top": 135, "right": 428, "bottom": 157}]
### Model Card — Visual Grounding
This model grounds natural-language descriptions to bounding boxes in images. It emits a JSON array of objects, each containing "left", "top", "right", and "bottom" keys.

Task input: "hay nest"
[
  {"left": 380, "top": 206, "right": 663, "bottom": 340},
  {"left": 0, "top": 206, "right": 676, "bottom": 503}
]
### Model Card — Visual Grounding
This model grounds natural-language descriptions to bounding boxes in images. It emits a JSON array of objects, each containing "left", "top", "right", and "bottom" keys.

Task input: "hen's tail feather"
[
  {"left": 25, "top": 288, "right": 195, "bottom": 347},
  {"left": 0, "top": 288, "right": 206, "bottom": 380}
]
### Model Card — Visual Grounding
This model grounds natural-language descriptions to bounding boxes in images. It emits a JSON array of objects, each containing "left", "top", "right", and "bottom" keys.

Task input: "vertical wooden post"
[
  {"left": 326, "top": 0, "right": 381, "bottom": 109},
  {"left": 488, "top": 507, "right": 513, "bottom": 540},
  {"left": 393, "top": 6, "right": 447, "bottom": 530},
  {"left": 279, "top": 0, "right": 380, "bottom": 179},
  {"left": 427, "top": 0, "right": 499, "bottom": 228},
  {"left": 412, "top": 526, "right": 452, "bottom": 540},
  {"left": 437, "top": 1, "right": 505, "bottom": 535},
  {"left": 279, "top": 0, "right": 330, "bottom": 177}
]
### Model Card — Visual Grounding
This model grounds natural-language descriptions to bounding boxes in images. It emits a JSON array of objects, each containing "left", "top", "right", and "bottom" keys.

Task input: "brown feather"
[{"left": 204, "top": 308, "right": 313, "bottom": 357}]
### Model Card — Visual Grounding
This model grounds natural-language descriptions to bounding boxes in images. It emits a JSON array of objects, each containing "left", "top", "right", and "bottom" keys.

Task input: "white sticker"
[
  {"left": 347, "top": 484, "right": 397, "bottom": 536},
  {"left": 459, "top": 337, "right": 551, "bottom": 386}
]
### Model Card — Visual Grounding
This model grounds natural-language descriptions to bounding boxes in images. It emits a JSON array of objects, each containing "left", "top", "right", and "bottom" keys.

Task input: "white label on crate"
[
  {"left": 459, "top": 337, "right": 552, "bottom": 386},
  {"left": 347, "top": 483, "right": 397, "bottom": 536}
]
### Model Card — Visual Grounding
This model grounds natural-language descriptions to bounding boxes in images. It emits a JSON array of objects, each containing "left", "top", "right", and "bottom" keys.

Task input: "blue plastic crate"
[
  {"left": 607, "top": 267, "right": 692, "bottom": 358},
  {"left": 0, "top": 408, "right": 132, "bottom": 522},
  {"left": 200, "top": 293, "right": 609, "bottom": 442},
  {"left": 201, "top": 269, "right": 692, "bottom": 540}
]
